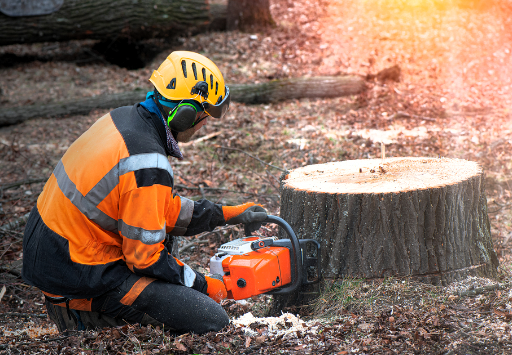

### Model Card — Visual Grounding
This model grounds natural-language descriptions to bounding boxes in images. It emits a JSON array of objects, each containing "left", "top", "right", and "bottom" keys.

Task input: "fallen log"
[
  {"left": 230, "top": 75, "right": 365, "bottom": 104},
  {"left": 272, "top": 157, "right": 499, "bottom": 311},
  {"left": 0, "top": 75, "right": 366, "bottom": 126},
  {"left": 0, "top": 0, "right": 227, "bottom": 46}
]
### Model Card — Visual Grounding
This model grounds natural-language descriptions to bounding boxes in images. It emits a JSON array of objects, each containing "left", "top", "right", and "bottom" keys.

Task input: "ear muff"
[{"left": 167, "top": 103, "right": 198, "bottom": 132}]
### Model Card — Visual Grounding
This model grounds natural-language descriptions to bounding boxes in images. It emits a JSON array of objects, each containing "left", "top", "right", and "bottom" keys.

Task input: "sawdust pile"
[{"left": 232, "top": 312, "right": 316, "bottom": 338}]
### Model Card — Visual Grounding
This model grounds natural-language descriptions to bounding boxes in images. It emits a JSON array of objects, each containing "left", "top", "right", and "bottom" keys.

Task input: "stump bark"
[{"left": 280, "top": 157, "right": 498, "bottom": 286}]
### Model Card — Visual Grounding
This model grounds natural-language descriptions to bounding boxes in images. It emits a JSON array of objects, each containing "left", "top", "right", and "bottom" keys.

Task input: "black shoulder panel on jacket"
[
  {"left": 111, "top": 105, "right": 173, "bottom": 189},
  {"left": 110, "top": 105, "right": 167, "bottom": 157}
]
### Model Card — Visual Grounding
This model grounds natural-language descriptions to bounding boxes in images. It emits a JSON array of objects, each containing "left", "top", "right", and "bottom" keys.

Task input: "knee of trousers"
[
  {"left": 142, "top": 300, "right": 229, "bottom": 334},
  {"left": 196, "top": 306, "right": 230, "bottom": 334},
  {"left": 130, "top": 282, "right": 231, "bottom": 334}
]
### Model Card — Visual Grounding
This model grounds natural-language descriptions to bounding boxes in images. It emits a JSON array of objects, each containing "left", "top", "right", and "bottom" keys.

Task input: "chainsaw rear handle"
[{"left": 245, "top": 215, "right": 302, "bottom": 294}]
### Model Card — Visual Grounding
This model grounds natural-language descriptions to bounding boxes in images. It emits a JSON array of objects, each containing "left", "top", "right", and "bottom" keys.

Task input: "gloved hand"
[
  {"left": 205, "top": 275, "right": 227, "bottom": 303},
  {"left": 222, "top": 202, "right": 267, "bottom": 234}
]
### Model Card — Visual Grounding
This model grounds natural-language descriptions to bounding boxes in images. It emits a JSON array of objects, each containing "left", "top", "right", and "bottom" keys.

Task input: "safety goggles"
[{"left": 201, "top": 86, "right": 230, "bottom": 119}]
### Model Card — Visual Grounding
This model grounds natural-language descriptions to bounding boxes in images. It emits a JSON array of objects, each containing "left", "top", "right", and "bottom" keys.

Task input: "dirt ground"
[{"left": 1, "top": 0, "right": 512, "bottom": 353}]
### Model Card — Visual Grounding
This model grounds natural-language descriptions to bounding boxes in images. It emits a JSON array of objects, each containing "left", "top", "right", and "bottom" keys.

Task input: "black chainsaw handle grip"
[{"left": 259, "top": 215, "right": 303, "bottom": 294}]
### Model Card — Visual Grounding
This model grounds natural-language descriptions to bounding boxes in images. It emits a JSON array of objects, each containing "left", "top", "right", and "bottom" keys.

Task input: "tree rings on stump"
[{"left": 274, "top": 157, "right": 498, "bottom": 312}]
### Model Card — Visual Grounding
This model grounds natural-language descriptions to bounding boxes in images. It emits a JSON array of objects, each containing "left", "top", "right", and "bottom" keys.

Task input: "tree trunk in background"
[
  {"left": 0, "top": 75, "right": 366, "bottom": 126},
  {"left": 273, "top": 157, "right": 499, "bottom": 312},
  {"left": 0, "top": 0, "right": 227, "bottom": 46},
  {"left": 226, "top": 0, "right": 273, "bottom": 31}
]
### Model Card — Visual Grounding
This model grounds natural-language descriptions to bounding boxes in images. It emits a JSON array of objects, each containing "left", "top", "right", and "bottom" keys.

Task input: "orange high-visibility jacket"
[{"left": 22, "top": 104, "right": 225, "bottom": 298}]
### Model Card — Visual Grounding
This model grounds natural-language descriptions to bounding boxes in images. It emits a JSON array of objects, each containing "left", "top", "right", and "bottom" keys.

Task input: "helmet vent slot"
[
  {"left": 210, "top": 74, "right": 213, "bottom": 89},
  {"left": 166, "top": 78, "right": 176, "bottom": 90},
  {"left": 192, "top": 62, "right": 198, "bottom": 80},
  {"left": 215, "top": 82, "right": 218, "bottom": 95},
  {"left": 202, "top": 68, "right": 206, "bottom": 81},
  {"left": 181, "top": 60, "right": 187, "bottom": 78}
]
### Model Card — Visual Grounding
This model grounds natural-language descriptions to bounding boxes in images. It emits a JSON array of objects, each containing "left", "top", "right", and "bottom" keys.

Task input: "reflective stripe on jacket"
[{"left": 22, "top": 104, "right": 225, "bottom": 299}]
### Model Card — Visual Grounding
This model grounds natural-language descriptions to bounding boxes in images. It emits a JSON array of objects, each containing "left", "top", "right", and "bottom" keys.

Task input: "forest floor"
[{"left": 1, "top": 0, "right": 512, "bottom": 353}]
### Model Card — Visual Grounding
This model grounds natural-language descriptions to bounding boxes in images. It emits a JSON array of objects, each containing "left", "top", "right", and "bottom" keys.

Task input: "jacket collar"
[{"left": 139, "top": 98, "right": 184, "bottom": 160}]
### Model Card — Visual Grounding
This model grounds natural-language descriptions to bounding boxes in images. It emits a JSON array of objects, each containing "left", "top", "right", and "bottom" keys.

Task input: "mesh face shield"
[{"left": 201, "top": 86, "right": 230, "bottom": 119}]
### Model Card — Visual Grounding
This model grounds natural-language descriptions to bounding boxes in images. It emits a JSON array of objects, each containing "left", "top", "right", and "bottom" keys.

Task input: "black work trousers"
[{"left": 46, "top": 274, "right": 230, "bottom": 335}]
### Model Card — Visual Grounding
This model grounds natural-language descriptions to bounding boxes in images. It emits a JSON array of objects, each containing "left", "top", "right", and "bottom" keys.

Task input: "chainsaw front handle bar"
[{"left": 246, "top": 215, "right": 303, "bottom": 294}]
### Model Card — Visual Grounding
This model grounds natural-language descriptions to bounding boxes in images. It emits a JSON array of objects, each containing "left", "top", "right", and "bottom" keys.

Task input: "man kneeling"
[{"left": 22, "top": 51, "right": 266, "bottom": 334}]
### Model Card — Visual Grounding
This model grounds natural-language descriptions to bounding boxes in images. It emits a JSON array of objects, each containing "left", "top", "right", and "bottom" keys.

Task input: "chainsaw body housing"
[
  {"left": 210, "top": 236, "right": 292, "bottom": 300},
  {"left": 209, "top": 216, "right": 320, "bottom": 300}
]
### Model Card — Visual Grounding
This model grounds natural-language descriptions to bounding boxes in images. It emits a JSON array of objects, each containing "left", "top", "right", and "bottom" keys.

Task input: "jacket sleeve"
[
  {"left": 118, "top": 184, "right": 207, "bottom": 293},
  {"left": 169, "top": 197, "right": 226, "bottom": 236}
]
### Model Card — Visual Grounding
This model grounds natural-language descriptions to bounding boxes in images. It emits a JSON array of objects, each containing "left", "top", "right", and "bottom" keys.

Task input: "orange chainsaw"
[{"left": 209, "top": 216, "right": 320, "bottom": 300}]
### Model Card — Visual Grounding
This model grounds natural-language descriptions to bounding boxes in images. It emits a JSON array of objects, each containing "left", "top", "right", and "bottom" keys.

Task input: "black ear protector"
[
  {"left": 166, "top": 101, "right": 198, "bottom": 132},
  {"left": 165, "top": 81, "right": 212, "bottom": 132},
  {"left": 153, "top": 90, "right": 205, "bottom": 133}
]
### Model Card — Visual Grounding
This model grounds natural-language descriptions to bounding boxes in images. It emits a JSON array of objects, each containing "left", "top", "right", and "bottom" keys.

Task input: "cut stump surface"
[{"left": 280, "top": 157, "right": 498, "bottom": 285}]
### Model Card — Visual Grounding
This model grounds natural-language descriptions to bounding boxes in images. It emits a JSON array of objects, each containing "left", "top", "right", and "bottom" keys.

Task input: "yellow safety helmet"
[{"left": 149, "top": 51, "right": 230, "bottom": 120}]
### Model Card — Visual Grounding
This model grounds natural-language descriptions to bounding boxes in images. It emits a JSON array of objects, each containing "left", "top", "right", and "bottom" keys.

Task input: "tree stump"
[{"left": 280, "top": 157, "right": 498, "bottom": 286}]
